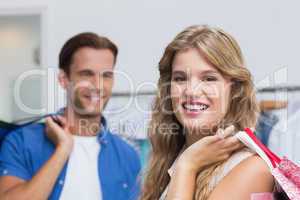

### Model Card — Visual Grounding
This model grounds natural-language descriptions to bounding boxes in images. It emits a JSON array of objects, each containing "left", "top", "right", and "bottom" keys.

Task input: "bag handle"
[{"left": 244, "top": 128, "right": 281, "bottom": 166}]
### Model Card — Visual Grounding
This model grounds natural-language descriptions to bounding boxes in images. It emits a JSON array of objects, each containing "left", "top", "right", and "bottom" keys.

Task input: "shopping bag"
[{"left": 236, "top": 128, "right": 300, "bottom": 200}]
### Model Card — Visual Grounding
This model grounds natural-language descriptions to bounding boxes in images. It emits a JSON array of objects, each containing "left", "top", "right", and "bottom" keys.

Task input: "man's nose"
[{"left": 93, "top": 73, "right": 103, "bottom": 90}]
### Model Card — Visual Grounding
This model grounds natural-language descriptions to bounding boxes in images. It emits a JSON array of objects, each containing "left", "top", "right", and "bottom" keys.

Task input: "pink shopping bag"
[
  {"left": 236, "top": 128, "right": 300, "bottom": 200},
  {"left": 251, "top": 193, "right": 274, "bottom": 200}
]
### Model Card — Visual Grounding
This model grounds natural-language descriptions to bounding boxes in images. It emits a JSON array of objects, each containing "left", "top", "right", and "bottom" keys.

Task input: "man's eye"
[
  {"left": 80, "top": 71, "right": 93, "bottom": 76},
  {"left": 103, "top": 72, "right": 114, "bottom": 78}
]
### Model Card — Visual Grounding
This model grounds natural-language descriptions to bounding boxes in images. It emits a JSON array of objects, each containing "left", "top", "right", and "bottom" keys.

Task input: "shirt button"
[
  {"left": 122, "top": 183, "right": 128, "bottom": 189},
  {"left": 3, "top": 170, "right": 8, "bottom": 175},
  {"left": 59, "top": 180, "right": 64, "bottom": 185},
  {"left": 101, "top": 140, "right": 108, "bottom": 144}
]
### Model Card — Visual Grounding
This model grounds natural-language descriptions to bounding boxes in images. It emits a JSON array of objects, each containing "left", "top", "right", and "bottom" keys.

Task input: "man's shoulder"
[
  {"left": 107, "top": 131, "right": 140, "bottom": 163},
  {"left": 4, "top": 123, "right": 46, "bottom": 146},
  {"left": 108, "top": 132, "right": 138, "bottom": 155}
]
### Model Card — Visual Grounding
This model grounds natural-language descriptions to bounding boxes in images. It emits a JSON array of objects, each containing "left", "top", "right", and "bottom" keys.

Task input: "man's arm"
[
  {"left": 0, "top": 146, "right": 70, "bottom": 200},
  {"left": 0, "top": 117, "right": 73, "bottom": 200}
]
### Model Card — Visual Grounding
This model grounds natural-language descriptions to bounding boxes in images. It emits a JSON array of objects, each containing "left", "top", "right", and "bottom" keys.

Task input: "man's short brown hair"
[{"left": 59, "top": 32, "right": 118, "bottom": 75}]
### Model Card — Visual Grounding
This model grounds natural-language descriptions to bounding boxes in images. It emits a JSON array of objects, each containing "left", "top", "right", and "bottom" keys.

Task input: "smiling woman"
[
  {"left": 141, "top": 25, "right": 274, "bottom": 200},
  {"left": 171, "top": 48, "right": 232, "bottom": 145}
]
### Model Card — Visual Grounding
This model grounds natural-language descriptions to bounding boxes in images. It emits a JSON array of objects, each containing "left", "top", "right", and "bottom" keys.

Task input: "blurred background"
[{"left": 0, "top": 0, "right": 299, "bottom": 168}]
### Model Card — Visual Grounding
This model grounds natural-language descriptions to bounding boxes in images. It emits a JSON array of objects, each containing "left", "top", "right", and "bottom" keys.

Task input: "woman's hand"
[
  {"left": 45, "top": 115, "right": 74, "bottom": 155},
  {"left": 176, "top": 125, "right": 244, "bottom": 174}
]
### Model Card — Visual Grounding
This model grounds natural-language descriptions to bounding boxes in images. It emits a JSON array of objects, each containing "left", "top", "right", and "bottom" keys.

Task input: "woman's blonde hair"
[{"left": 141, "top": 25, "right": 259, "bottom": 200}]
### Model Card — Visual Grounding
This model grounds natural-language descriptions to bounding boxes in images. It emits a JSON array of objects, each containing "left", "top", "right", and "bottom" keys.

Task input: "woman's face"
[{"left": 170, "top": 48, "right": 232, "bottom": 134}]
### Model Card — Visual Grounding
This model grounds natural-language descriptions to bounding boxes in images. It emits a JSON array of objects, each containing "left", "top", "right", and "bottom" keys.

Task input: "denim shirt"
[{"left": 0, "top": 117, "right": 141, "bottom": 200}]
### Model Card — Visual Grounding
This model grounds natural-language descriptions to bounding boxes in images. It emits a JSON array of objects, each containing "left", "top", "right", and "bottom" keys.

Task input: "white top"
[
  {"left": 159, "top": 149, "right": 254, "bottom": 200},
  {"left": 209, "top": 149, "right": 254, "bottom": 189},
  {"left": 59, "top": 135, "right": 102, "bottom": 200}
]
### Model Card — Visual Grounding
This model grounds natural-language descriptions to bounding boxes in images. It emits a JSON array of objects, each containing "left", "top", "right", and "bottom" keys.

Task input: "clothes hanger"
[{"left": 259, "top": 100, "right": 288, "bottom": 112}]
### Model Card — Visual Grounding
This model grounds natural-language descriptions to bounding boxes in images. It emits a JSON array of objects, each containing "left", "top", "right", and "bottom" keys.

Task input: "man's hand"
[{"left": 45, "top": 116, "right": 73, "bottom": 154}]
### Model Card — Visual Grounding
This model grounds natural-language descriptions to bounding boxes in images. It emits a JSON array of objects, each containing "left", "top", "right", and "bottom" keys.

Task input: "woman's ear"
[{"left": 58, "top": 69, "right": 69, "bottom": 89}]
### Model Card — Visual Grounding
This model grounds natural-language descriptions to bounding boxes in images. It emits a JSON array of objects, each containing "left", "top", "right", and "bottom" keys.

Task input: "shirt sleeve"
[
  {"left": 0, "top": 130, "right": 31, "bottom": 181},
  {"left": 128, "top": 150, "right": 142, "bottom": 200}
]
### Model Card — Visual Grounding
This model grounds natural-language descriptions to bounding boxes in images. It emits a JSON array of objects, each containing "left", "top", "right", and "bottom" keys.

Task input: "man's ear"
[{"left": 58, "top": 69, "right": 69, "bottom": 89}]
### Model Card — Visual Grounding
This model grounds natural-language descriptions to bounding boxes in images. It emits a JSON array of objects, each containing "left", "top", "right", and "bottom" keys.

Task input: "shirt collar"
[
  {"left": 56, "top": 108, "right": 109, "bottom": 145},
  {"left": 98, "top": 116, "right": 109, "bottom": 145}
]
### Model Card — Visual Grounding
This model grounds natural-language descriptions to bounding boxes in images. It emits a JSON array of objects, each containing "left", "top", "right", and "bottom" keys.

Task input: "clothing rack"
[
  {"left": 112, "top": 91, "right": 156, "bottom": 97},
  {"left": 257, "top": 86, "right": 300, "bottom": 93}
]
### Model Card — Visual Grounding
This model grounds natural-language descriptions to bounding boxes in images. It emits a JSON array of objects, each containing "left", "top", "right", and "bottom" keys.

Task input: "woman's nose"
[{"left": 184, "top": 79, "right": 204, "bottom": 98}]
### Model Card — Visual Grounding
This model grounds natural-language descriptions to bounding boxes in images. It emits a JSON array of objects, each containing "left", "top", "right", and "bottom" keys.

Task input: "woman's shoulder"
[
  {"left": 208, "top": 153, "right": 274, "bottom": 199},
  {"left": 227, "top": 153, "right": 271, "bottom": 179},
  {"left": 210, "top": 148, "right": 255, "bottom": 188},
  {"left": 225, "top": 148, "right": 256, "bottom": 170}
]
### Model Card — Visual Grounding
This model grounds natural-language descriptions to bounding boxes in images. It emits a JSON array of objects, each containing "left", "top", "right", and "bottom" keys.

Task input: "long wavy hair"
[{"left": 141, "top": 25, "right": 259, "bottom": 200}]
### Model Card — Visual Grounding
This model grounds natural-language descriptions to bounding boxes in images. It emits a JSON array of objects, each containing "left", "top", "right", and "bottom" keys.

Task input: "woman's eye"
[{"left": 204, "top": 76, "right": 217, "bottom": 82}]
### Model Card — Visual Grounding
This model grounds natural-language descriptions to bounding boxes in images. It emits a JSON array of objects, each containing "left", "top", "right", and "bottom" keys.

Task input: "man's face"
[{"left": 61, "top": 47, "right": 115, "bottom": 117}]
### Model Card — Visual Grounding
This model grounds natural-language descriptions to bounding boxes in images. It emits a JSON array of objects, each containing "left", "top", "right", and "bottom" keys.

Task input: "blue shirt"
[{"left": 0, "top": 117, "right": 141, "bottom": 200}]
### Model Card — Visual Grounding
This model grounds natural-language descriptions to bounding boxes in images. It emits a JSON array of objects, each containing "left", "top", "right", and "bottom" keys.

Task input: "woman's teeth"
[{"left": 183, "top": 103, "right": 209, "bottom": 111}]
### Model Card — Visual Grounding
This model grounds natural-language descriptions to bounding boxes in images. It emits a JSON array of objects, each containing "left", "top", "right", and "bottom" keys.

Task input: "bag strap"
[
  {"left": 6, "top": 113, "right": 60, "bottom": 134},
  {"left": 244, "top": 128, "right": 281, "bottom": 165}
]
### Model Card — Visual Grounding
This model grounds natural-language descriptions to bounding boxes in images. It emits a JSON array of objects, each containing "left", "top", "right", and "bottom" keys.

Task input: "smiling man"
[{"left": 0, "top": 33, "right": 141, "bottom": 200}]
